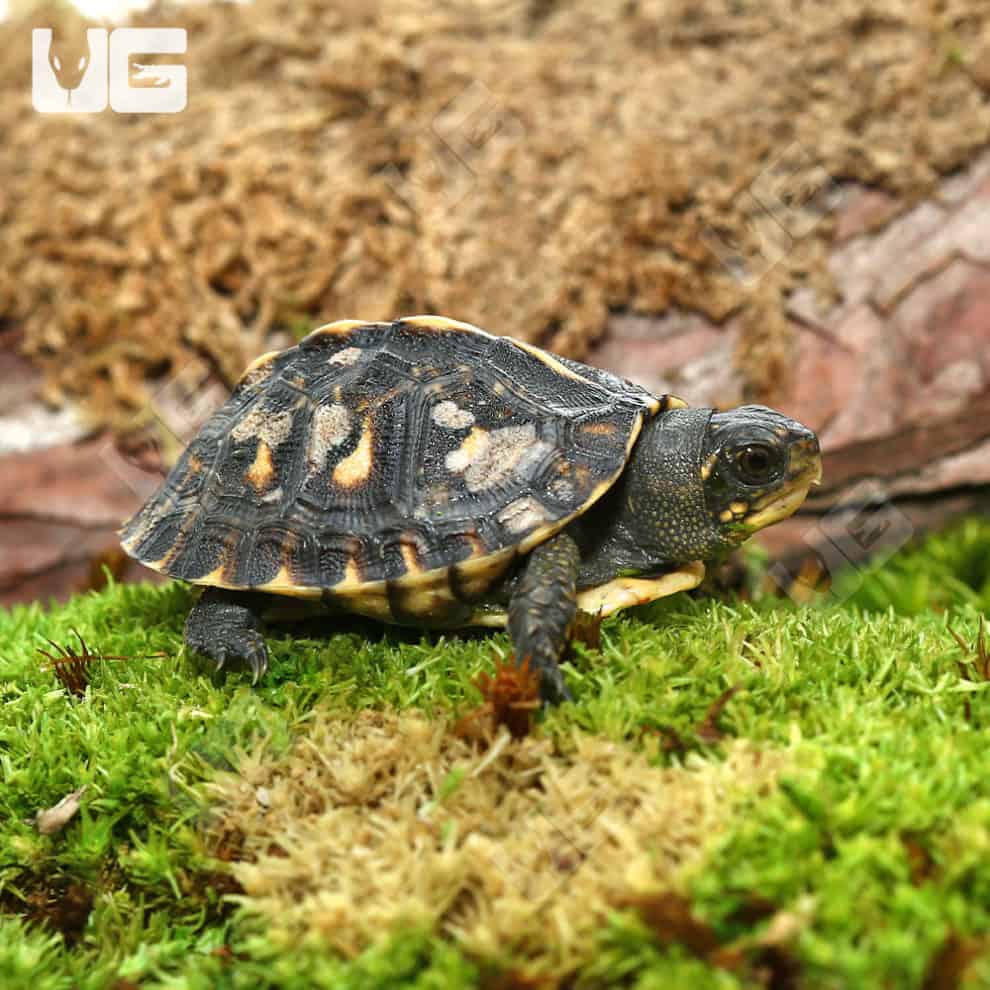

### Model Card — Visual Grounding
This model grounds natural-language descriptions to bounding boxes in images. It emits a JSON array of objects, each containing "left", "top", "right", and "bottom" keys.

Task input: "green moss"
[{"left": 1, "top": 518, "right": 989, "bottom": 987}]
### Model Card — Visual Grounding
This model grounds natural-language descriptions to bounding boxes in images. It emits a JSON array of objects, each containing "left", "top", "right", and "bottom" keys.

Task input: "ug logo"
[{"left": 32, "top": 27, "right": 187, "bottom": 113}]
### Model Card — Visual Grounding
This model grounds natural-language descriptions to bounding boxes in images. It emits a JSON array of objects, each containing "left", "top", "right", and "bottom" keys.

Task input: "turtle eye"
[{"left": 735, "top": 443, "right": 778, "bottom": 485}]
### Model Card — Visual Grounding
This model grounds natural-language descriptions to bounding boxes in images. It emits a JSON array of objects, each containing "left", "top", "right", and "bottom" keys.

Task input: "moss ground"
[{"left": 2, "top": 518, "right": 990, "bottom": 989}]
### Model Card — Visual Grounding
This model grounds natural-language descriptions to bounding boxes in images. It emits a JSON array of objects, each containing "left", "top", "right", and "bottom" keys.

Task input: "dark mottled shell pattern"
[{"left": 120, "top": 317, "right": 673, "bottom": 623}]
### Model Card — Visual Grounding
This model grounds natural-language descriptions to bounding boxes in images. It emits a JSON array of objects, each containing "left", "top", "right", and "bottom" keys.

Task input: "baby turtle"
[{"left": 121, "top": 316, "right": 822, "bottom": 702}]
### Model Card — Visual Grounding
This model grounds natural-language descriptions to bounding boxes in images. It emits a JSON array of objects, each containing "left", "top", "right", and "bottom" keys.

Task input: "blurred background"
[{"left": 1, "top": 0, "right": 988, "bottom": 606}]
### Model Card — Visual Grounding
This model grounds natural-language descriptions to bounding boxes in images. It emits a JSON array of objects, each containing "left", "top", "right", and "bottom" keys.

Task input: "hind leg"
[{"left": 184, "top": 587, "right": 270, "bottom": 683}]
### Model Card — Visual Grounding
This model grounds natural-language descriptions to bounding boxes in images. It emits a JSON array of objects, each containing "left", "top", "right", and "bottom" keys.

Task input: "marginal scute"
[
  {"left": 389, "top": 584, "right": 445, "bottom": 618},
  {"left": 450, "top": 547, "right": 516, "bottom": 600},
  {"left": 239, "top": 350, "right": 280, "bottom": 388},
  {"left": 256, "top": 565, "right": 322, "bottom": 599},
  {"left": 196, "top": 562, "right": 230, "bottom": 587},
  {"left": 400, "top": 534, "right": 423, "bottom": 575},
  {"left": 329, "top": 584, "right": 393, "bottom": 622},
  {"left": 343, "top": 556, "right": 363, "bottom": 585}
]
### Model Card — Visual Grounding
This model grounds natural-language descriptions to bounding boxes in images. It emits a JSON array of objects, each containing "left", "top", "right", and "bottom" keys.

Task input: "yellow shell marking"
[
  {"left": 445, "top": 427, "right": 490, "bottom": 473},
  {"left": 333, "top": 418, "right": 374, "bottom": 488},
  {"left": 196, "top": 562, "right": 231, "bottom": 587},
  {"left": 510, "top": 339, "right": 588, "bottom": 383},
  {"left": 401, "top": 537, "right": 423, "bottom": 576},
  {"left": 344, "top": 557, "right": 363, "bottom": 585},
  {"left": 446, "top": 423, "right": 551, "bottom": 494},
  {"left": 451, "top": 546, "right": 516, "bottom": 599},
  {"left": 308, "top": 403, "right": 352, "bottom": 470},
  {"left": 465, "top": 532, "right": 487, "bottom": 555},
  {"left": 400, "top": 314, "right": 486, "bottom": 334},
  {"left": 304, "top": 319, "right": 372, "bottom": 341},
  {"left": 118, "top": 512, "right": 150, "bottom": 552},
  {"left": 255, "top": 565, "right": 323, "bottom": 599},
  {"left": 246, "top": 439, "right": 275, "bottom": 491}
]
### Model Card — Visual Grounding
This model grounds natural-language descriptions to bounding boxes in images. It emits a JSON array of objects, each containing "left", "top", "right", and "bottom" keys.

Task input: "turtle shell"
[{"left": 120, "top": 316, "right": 684, "bottom": 623}]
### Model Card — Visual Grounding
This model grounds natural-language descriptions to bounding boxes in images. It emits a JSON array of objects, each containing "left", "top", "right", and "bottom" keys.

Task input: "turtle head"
[
  {"left": 699, "top": 405, "right": 822, "bottom": 544},
  {"left": 621, "top": 404, "right": 821, "bottom": 563}
]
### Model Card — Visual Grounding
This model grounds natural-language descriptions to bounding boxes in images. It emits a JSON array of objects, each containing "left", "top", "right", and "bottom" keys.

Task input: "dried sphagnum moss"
[
  {"left": 208, "top": 709, "right": 795, "bottom": 973},
  {"left": 3, "top": 0, "right": 989, "bottom": 425}
]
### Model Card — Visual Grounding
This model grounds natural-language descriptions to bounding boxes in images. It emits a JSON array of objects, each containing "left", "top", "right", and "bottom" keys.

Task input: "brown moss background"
[{"left": 2, "top": 0, "right": 989, "bottom": 427}]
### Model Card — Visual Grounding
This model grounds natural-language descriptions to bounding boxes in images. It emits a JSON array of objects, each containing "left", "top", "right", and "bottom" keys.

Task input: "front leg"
[
  {"left": 508, "top": 532, "right": 581, "bottom": 704},
  {"left": 184, "top": 587, "right": 270, "bottom": 683}
]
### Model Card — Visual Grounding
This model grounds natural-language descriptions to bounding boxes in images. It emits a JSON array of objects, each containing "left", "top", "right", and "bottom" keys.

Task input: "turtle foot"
[{"left": 185, "top": 588, "right": 270, "bottom": 683}]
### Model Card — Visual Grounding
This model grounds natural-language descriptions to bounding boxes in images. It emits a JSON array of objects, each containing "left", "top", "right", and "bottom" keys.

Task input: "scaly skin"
[
  {"left": 184, "top": 587, "right": 269, "bottom": 682},
  {"left": 507, "top": 532, "right": 581, "bottom": 704}
]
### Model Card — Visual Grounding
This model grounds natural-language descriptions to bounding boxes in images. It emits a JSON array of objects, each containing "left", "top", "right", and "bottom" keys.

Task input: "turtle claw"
[
  {"left": 185, "top": 589, "right": 270, "bottom": 685},
  {"left": 202, "top": 632, "right": 269, "bottom": 682},
  {"left": 216, "top": 629, "right": 269, "bottom": 682},
  {"left": 247, "top": 641, "right": 268, "bottom": 684}
]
